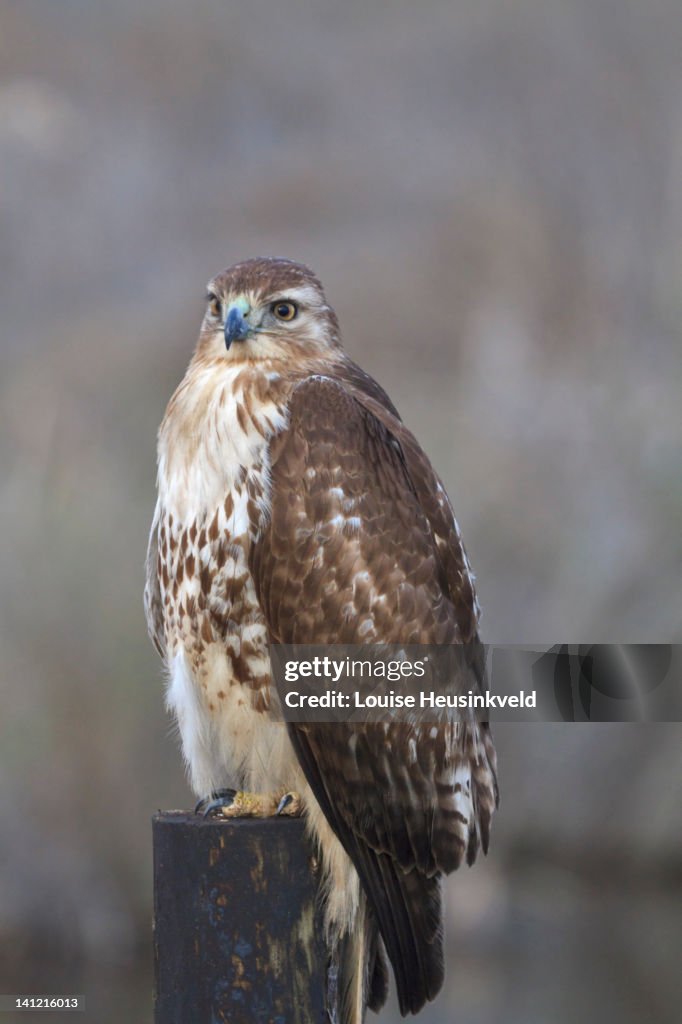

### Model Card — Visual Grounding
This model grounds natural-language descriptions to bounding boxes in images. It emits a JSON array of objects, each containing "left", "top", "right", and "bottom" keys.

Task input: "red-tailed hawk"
[{"left": 145, "top": 257, "right": 498, "bottom": 1022}]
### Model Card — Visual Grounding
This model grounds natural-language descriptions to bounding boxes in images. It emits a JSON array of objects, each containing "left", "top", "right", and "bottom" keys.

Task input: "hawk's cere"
[{"left": 145, "top": 257, "right": 498, "bottom": 1021}]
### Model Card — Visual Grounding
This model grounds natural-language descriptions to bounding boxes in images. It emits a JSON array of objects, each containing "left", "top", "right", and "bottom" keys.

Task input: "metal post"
[{"left": 153, "top": 812, "right": 328, "bottom": 1023}]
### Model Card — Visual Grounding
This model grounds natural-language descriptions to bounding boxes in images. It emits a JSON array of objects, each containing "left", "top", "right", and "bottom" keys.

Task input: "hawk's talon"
[
  {"left": 195, "top": 788, "right": 236, "bottom": 817},
  {"left": 276, "top": 791, "right": 302, "bottom": 816},
  {"left": 194, "top": 789, "right": 302, "bottom": 818},
  {"left": 202, "top": 796, "right": 235, "bottom": 818}
]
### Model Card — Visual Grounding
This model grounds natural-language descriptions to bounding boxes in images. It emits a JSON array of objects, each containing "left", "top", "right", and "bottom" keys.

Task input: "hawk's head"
[{"left": 197, "top": 257, "right": 340, "bottom": 363}]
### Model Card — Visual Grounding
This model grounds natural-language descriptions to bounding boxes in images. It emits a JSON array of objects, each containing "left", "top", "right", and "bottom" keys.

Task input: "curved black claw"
[
  {"left": 194, "top": 788, "right": 236, "bottom": 817},
  {"left": 276, "top": 793, "right": 294, "bottom": 815}
]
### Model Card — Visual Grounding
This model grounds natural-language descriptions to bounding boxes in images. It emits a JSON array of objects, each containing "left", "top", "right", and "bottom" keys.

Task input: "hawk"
[{"left": 145, "top": 257, "right": 498, "bottom": 1022}]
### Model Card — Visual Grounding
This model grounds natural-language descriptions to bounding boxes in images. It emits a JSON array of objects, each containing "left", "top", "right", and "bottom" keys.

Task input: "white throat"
[{"left": 157, "top": 363, "right": 287, "bottom": 525}]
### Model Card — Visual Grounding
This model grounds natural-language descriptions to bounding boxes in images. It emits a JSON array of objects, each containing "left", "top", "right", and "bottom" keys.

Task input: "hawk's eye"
[
  {"left": 272, "top": 301, "right": 298, "bottom": 322},
  {"left": 207, "top": 294, "right": 222, "bottom": 318}
]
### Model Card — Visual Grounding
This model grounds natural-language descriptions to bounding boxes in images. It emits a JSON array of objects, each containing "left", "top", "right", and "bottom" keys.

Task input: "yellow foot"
[{"left": 197, "top": 788, "right": 302, "bottom": 819}]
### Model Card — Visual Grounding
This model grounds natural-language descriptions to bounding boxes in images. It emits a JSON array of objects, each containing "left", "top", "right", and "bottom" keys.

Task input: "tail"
[
  {"left": 327, "top": 896, "right": 389, "bottom": 1024},
  {"left": 359, "top": 854, "right": 444, "bottom": 1016}
]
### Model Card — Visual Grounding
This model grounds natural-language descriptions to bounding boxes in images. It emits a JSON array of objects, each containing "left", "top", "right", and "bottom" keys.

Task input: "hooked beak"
[{"left": 224, "top": 305, "right": 251, "bottom": 350}]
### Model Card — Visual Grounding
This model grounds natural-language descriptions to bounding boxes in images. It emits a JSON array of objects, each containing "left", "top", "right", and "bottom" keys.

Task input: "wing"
[
  {"left": 250, "top": 374, "right": 498, "bottom": 1014},
  {"left": 144, "top": 500, "right": 166, "bottom": 659}
]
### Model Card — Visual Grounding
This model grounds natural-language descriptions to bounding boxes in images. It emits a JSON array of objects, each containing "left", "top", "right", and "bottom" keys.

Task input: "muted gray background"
[{"left": 1, "top": 1, "right": 681, "bottom": 1022}]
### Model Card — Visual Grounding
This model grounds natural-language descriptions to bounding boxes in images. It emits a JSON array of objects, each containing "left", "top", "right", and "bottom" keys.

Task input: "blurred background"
[{"left": 1, "top": 0, "right": 681, "bottom": 1021}]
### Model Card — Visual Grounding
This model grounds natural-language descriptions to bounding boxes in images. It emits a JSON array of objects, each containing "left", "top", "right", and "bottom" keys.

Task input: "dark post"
[{"left": 153, "top": 812, "right": 328, "bottom": 1024}]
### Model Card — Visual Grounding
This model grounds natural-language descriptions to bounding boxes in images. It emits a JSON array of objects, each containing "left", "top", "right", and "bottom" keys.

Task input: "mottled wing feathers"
[
  {"left": 254, "top": 373, "right": 462, "bottom": 645},
  {"left": 250, "top": 374, "right": 497, "bottom": 1014}
]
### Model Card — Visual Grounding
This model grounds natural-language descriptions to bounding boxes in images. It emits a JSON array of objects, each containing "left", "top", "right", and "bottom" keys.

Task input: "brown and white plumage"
[{"left": 145, "top": 257, "right": 498, "bottom": 1021}]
